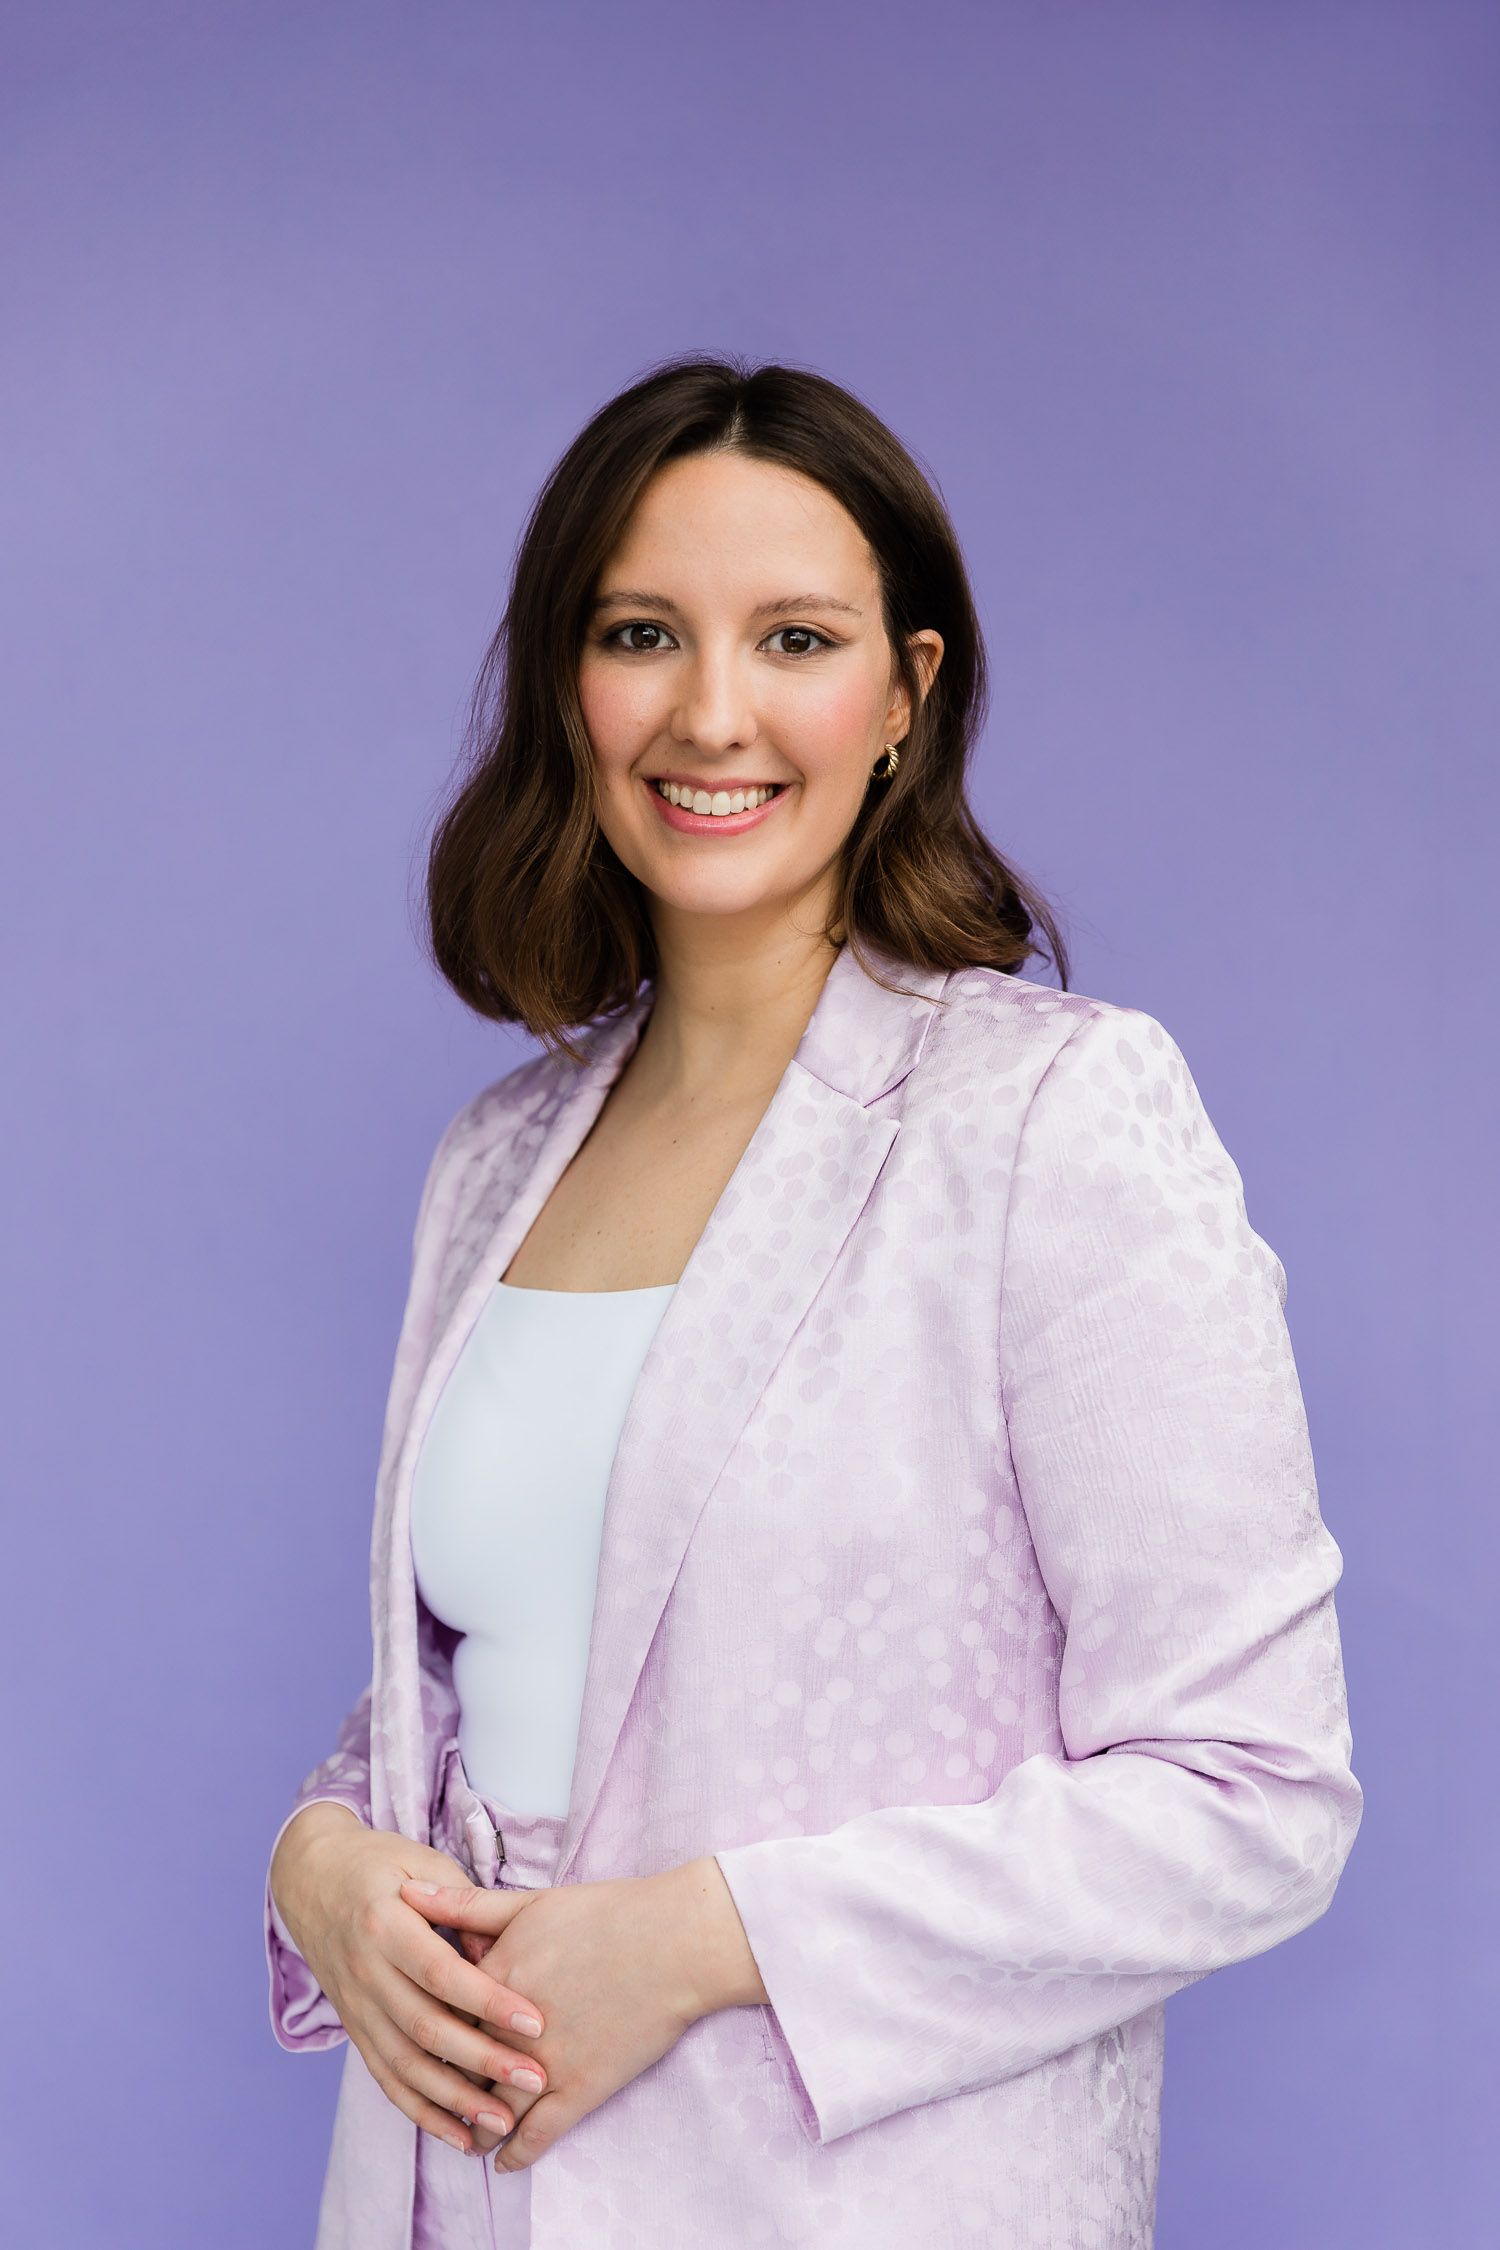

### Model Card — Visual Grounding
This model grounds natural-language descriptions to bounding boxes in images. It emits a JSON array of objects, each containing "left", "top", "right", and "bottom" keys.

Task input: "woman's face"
[{"left": 579, "top": 450, "right": 941, "bottom": 934}]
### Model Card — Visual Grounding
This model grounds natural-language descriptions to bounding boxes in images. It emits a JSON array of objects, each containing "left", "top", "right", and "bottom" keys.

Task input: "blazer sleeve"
[
  {"left": 717, "top": 1006, "right": 1362, "bottom": 2145},
  {"left": 262, "top": 1094, "right": 478, "bottom": 2052},
  {"left": 264, "top": 1689, "right": 373, "bottom": 2052}
]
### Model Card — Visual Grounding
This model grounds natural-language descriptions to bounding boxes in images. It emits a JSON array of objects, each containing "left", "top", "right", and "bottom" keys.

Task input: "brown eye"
[
  {"left": 763, "top": 626, "right": 828, "bottom": 656},
  {"left": 616, "top": 622, "right": 674, "bottom": 652}
]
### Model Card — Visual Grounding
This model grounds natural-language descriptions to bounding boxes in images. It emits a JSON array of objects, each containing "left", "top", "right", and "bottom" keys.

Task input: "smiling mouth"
[{"left": 654, "top": 780, "right": 783, "bottom": 818}]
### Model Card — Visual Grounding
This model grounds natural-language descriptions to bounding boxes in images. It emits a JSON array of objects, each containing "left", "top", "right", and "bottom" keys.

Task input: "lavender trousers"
[{"left": 412, "top": 1793, "right": 565, "bottom": 2250}]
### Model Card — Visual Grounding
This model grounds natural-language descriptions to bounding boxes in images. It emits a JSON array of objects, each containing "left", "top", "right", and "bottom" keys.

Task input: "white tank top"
[{"left": 409, "top": 1281, "right": 675, "bottom": 1819}]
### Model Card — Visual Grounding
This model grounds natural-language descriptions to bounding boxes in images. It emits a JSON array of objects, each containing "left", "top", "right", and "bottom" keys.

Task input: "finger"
[
  {"left": 494, "top": 2088, "right": 572, "bottom": 2172},
  {"left": 397, "top": 1916, "right": 547, "bottom": 2039},
  {"left": 487, "top": 2070, "right": 543, "bottom": 2134},
  {"left": 392, "top": 1974, "right": 549, "bottom": 2096},
  {"left": 470, "top": 2097, "right": 517, "bottom": 2151},
  {"left": 369, "top": 2016, "right": 528, "bottom": 2139},
  {"left": 420, "top": 2061, "right": 515, "bottom": 2149},
  {"left": 464, "top": 2093, "right": 516, "bottom": 2151},
  {"left": 471, "top": 2084, "right": 530, "bottom": 2158},
  {"left": 351, "top": 1944, "right": 547, "bottom": 2089},
  {"left": 346, "top": 1953, "right": 546, "bottom": 2088},
  {"left": 402, "top": 1879, "right": 537, "bottom": 1940},
  {"left": 351, "top": 2030, "right": 512, "bottom": 2155}
]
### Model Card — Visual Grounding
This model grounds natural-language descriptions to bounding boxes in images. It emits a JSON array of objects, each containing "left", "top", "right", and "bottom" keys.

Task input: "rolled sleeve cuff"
[
  {"left": 265, "top": 1794, "right": 367, "bottom": 2053},
  {"left": 717, "top": 1841, "right": 836, "bottom": 2145}
]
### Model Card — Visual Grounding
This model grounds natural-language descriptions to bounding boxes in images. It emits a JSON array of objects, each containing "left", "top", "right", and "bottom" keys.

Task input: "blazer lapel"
[
  {"left": 558, "top": 949, "right": 946, "bottom": 1874},
  {"left": 372, "top": 1007, "right": 649, "bottom": 1837}
]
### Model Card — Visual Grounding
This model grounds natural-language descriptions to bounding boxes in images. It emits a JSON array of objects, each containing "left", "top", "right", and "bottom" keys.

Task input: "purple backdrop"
[{"left": 3, "top": 4, "right": 1495, "bottom": 2242}]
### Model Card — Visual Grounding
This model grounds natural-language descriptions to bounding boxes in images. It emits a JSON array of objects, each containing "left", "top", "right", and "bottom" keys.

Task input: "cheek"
[
  {"left": 578, "top": 664, "right": 656, "bottom": 772},
  {"left": 773, "top": 668, "right": 885, "bottom": 776}
]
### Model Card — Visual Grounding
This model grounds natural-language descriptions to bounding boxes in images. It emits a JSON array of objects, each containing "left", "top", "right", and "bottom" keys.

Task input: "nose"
[{"left": 670, "top": 641, "right": 757, "bottom": 757}]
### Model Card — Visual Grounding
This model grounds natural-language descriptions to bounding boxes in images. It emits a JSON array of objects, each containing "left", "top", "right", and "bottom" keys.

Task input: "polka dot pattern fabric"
[{"left": 268, "top": 948, "right": 1360, "bottom": 2249}]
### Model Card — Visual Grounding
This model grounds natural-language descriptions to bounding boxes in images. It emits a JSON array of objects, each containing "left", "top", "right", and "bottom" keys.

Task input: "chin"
[{"left": 649, "top": 876, "right": 800, "bottom": 921}]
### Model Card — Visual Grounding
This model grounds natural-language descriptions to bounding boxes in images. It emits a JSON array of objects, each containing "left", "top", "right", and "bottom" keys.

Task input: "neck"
[{"left": 635, "top": 893, "right": 840, "bottom": 1103}]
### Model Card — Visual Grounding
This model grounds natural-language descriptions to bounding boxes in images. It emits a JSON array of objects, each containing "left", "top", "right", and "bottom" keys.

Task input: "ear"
[{"left": 886, "top": 629, "right": 945, "bottom": 741}]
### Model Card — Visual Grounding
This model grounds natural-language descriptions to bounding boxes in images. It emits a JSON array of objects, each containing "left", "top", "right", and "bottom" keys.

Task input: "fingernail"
[
  {"left": 443, "top": 2132, "right": 467, "bottom": 2152},
  {"left": 478, "top": 2108, "right": 512, "bottom": 2136},
  {"left": 509, "top": 2011, "right": 543, "bottom": 2036},
  {"left": 508, "top": 2067, "right": 545, "bottom": 2092},
  {"left": 406, "top": 1881, "right": 441, "bottom": 1895}
]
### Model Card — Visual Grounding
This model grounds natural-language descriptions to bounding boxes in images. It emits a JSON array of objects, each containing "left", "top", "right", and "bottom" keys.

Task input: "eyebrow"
[
  {"left": 592, "top": 589, "right": 684, "bottom": 613},
  {"left": 751, "top": 593, "right": 863, "bottom": 619},
  {"left": 591, "top": 588, "right": 863, "bottom": 618}
]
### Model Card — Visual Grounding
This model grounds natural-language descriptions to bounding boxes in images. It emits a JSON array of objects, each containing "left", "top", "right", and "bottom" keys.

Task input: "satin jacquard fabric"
[{"left": 267, "top": 948, "right": 1360, "bottom": 2249}]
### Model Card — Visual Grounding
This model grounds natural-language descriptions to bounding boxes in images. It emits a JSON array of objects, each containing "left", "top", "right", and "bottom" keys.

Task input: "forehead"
[{"left": 603, "top": 450, "right": 877, "bottom": 598}]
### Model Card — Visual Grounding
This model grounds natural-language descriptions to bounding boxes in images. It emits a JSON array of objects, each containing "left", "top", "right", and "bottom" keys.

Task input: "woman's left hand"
[{"left": 400, "top": 1858, "right": 767, "bottom": 2170}]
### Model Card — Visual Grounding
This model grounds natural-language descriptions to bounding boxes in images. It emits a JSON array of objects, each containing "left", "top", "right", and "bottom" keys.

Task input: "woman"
[{"left": 268, "top": 359, "right": 1360, "bottom": 2250}]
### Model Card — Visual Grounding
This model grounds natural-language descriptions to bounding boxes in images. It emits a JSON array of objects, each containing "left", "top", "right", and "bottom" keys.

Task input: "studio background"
[{"left": 2, "top": 5, "right": 1494, "bottom": 2244}]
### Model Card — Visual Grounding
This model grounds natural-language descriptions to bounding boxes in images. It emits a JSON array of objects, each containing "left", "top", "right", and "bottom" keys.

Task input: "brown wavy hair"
[{"left": 428, "top": 357, "right": 1066, "bottom": 1042}]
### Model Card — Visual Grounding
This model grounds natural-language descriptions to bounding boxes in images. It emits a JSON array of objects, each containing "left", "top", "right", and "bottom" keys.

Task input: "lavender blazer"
[{"left": 268, "top": 947, "right": 1360, "bottom": 2249}]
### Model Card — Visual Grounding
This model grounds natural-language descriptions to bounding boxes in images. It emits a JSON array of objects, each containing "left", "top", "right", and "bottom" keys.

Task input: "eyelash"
[
  {"left": 764, "top": 626, "right": 834, "bottom": 656},
  {"left": 604, "top": 622, "right": 835, "bottom": 657}
]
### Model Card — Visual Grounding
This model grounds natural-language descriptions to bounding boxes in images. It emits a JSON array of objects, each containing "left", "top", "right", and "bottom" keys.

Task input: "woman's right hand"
[{"left": 269, "top": 1801, "right": 550, "bottom": 2153}]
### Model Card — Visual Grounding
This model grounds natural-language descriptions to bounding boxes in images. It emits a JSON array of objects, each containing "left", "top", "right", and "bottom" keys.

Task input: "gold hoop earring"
[{"left": 873, "top": 743, "right": 901, "bottom": 780}]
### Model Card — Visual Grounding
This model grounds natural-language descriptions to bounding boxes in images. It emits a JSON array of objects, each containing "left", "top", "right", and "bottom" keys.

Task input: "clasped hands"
[{"left": 270, "top": 1802, "right": 765, "bottom": 2173}]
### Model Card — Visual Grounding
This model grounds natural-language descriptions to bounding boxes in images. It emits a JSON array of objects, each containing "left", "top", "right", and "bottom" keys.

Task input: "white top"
[{"left": 409, "top": 1280, "right": 675, "bottom": 1819}]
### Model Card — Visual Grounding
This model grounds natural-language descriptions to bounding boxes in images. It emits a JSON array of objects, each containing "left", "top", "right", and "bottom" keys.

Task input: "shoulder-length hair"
[{"left": 428, "top": 357, "right": 1066, "bottom": 1043}]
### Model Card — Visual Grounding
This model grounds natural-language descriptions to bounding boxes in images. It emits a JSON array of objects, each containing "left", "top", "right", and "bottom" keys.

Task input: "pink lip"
[{"left": 649, "top": 783, "right": 789, "bottom": 837}]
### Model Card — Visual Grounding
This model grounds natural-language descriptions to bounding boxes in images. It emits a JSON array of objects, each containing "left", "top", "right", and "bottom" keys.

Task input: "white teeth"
[{"left": 658, "top": 781, "right": 779, "bottom": 815}]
